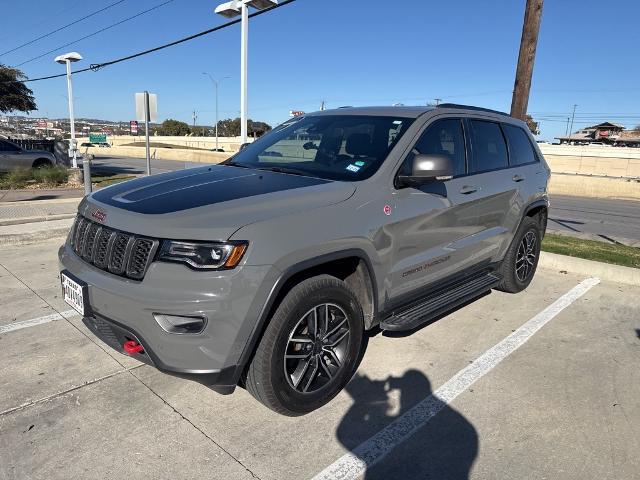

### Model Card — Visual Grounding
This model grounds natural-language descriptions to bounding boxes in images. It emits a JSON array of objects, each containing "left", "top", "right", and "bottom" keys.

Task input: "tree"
[
  {"left": 216, "top": 118, "right": 241, "bottom": 137},
  {"left": 157, "top": 119, "right": 190, "bottom": 136},
  {"left": 525, "top": 114, "right": 540, "bottom": 135},
  {"left": 215, "top": 117, "right": 272, "bottom": 137},
  {"left": 0, "top": 64, "right": 37, "bottom": 113}
]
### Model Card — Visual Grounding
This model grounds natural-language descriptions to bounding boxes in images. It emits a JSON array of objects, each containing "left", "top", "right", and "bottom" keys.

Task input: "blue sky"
[{"left": 2, "top": 0, "right": 639, "bottom": 140}]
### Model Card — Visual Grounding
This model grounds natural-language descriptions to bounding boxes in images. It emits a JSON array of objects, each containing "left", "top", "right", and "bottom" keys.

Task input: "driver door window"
[{"left": 399, "top": 118, "right": 466, "bottom": 178}]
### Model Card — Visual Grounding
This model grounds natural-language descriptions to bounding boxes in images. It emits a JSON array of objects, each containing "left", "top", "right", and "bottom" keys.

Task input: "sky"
[{"left": 1, "top": 0, "right": 639, "bottom": 140}]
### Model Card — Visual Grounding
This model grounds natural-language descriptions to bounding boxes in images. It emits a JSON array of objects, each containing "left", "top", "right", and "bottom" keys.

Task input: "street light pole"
[
  {"left": 568, "top": 104, "right": 578, "bottom": 144},
  {"left": 215, "top": 0, "right": 278, "bottom": 146},
  {"left": 240, "top": 1, "right": 248, "bottom": 144},
  {"left": 55, "top": 52, "right": 90, "bottom": 195},
  {"left": 64, "top": 60, "right": 77, "bottom": 168},
  {"left": 203, "top": 73, "right": 230, "bottom": 151}
]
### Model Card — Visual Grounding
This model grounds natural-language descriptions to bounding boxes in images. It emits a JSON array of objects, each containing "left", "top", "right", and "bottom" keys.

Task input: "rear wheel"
[
  {"left": 32, "top": 158, "right": 53, "bottom": 169},
  {"left": 496, "top": 216, "right": 541, "bottom": 293},
  {"left": 245, "top": 275, "right": 364, "bottom": 416}
]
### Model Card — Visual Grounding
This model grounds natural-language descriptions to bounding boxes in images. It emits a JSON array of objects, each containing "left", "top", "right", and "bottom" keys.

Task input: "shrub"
[
  {"left": 5, "top": 168, "right": 33, "bottom": 187},
  {"left": 32, "top": 166, "right": 68, "bottom": 185}
]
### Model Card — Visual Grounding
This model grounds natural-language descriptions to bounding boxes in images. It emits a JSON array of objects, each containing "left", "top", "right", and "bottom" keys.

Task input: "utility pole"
[
  {"left": 565, "top": 117, "right": 570, "bottom": 137},
  {"left": 510, "top": 0, "right": 544, "bottom": 120},
  {"left": 568, "top": 104, "right": 578, "bottom": 143},
  {"left": 434, "top": 98, "right": 442, "bottom": 106},
  {"left": 320, "top": 100, "right": 325, "bottom": 111},
  {"left": 192, "top": 110, "right": 197, "bottom": 130}
]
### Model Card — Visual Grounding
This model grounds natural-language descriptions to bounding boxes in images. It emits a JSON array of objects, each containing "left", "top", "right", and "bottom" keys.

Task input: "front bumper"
[{"left": 59, "top": 242, "right": 279, "bottom": 390}]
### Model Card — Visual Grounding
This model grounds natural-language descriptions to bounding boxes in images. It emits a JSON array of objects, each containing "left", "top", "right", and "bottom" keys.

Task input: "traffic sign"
[
  {"left": 89, "top": 133, "right": 107, "bottom": 143},
  {"left": 135, "top": 92, "right": 158, "bottom": 123}
]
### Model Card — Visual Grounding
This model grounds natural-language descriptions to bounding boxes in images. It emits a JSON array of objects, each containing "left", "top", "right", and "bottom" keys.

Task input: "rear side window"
[
  {"left": 399, "top": 118, "right": 466, "bottom": 178},
  {"left": 503, "top": 124, "right": 538, "bottom": 165},
  {"left": 468, "top": 120, "right": 508, "bottom": 173}
]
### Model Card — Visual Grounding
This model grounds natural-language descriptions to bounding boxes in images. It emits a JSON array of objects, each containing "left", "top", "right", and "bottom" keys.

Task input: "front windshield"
[{"left": 225, "top": 115, "right": 414, "bottom": 181}]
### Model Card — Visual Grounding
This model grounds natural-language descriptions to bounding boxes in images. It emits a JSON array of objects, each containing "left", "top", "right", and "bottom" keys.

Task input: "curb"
[
  {"left": 0, "top": 213, "right": 76, "bottom": 227},
  {"left": 0, "top": 228, "right": 71, "bottom": 247},
  {"left": 539, "top": 251, "right": 640, "bottom": 287}
]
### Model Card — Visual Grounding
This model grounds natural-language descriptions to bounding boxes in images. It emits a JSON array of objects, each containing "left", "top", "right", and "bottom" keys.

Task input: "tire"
[
  {"left": 32, "top": 158, "right": 53, "bottom": 169},
  {"left": 245, "top": 275, "right": 365, "bottom": 416},
  {"left": 496, "top": 216, "right": 542, "bottom": 293}
]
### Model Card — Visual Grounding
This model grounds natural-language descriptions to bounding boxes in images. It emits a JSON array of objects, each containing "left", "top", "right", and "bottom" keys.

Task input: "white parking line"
[
  {"left": 0, "top": 309, "right": 79, "bottom": 335},
  {"left": 312, "top": 277, "right": 601, "bottom": 480}
]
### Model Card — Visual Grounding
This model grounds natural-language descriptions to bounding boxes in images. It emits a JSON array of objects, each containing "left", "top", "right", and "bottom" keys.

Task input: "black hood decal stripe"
[{"left": 91, "top": 165, "right": 329, "bottom": 214}]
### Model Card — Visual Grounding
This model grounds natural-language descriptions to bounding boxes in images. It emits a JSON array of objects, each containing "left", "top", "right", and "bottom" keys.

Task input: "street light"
[
  {"left": 214, "top": 0, "right": 278, "bottom": 144},
  {"left": 54, "top": 52, "right": 82, "bottom": 169},
  {"left": 202, "top": 73, "right": 230, "bottom": 151}
]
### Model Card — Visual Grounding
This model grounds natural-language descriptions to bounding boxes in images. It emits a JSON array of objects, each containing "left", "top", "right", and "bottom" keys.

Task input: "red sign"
[
  {"left": 289, "top": 110, "right": 305, "bottom": 117},
  {"left": 130, "top": 120, "right": 139, "bottom": 135}
]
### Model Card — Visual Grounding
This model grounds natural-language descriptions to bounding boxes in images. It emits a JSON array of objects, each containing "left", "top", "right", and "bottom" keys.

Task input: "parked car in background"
[{"left": 0, "top": 139, "right": 58, "bottom": 171}]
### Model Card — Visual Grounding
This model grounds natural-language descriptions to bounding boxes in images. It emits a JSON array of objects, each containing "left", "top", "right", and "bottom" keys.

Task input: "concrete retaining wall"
[
  {"left": 79, "top": 135, "right": 250, "bottom": 153},
  {"left": 539, "top": 144, "right": 640, "bottom": 178},
  {"left": 85, "top": 145, "right": 232, "bottom": 164},
  {"left": 548, "top": 174, "right": 640, "bottom": 200}
]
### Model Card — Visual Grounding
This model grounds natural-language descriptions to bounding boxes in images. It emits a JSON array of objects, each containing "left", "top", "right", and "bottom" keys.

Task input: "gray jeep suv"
[{"left": 59, "top": 104, "right": 549, "bottom": 415}]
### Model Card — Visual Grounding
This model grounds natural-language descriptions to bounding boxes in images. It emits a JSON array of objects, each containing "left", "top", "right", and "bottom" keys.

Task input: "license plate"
[{"left": 61, "top": 271, "right": 87, "bottom": 315}]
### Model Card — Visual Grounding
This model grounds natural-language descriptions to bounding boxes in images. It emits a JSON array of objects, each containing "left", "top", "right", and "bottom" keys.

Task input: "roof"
[
  {"left": 555, "top": 133, "right": 593, "bottom": 141},
  {"left": 311, "top": 106, "right": 435, "bottom": 118},
  {"left": 311, "top": 103, "right": 511, "bottom": 119},
  {"left": 589, "top": 122, "right": 625, "bottom": 129}
]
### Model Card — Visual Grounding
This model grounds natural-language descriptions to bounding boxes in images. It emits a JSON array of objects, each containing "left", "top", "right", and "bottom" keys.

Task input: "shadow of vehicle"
[{"left": 336, "top": 369, "right": 478, "bottom": 479}]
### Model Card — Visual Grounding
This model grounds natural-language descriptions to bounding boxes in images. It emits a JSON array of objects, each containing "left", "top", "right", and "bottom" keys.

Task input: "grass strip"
[{"left": 542, "top": 233, "right": 640, "bottom": 269}]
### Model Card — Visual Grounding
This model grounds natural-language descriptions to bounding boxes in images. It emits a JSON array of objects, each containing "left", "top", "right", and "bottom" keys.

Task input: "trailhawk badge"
[{"left": 91, "top": 209, "right": 107, "bottom": 222}]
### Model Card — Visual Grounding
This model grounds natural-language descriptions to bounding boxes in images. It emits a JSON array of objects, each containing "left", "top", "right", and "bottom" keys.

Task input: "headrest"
[{"left": 345, "top": 133, "right": 374, "bottom": 157}]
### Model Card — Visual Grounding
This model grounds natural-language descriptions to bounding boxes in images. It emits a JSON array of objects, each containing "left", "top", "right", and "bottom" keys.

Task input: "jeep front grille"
[{"left": 69, "top": 216, "right": 159, "bottom": 280}]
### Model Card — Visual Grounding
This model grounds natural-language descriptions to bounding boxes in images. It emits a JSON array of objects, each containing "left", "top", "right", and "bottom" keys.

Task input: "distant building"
[{"left": 556, "top": 121, "right": 638, "bottom": 145}]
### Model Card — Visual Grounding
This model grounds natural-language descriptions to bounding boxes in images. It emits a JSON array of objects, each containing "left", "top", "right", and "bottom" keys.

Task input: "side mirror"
[
  {"left": 302, "top": 141, "right": 318, "bottom": 150},
  {"left": 397, "top": 154, "right": 453, "bottom": 187}
]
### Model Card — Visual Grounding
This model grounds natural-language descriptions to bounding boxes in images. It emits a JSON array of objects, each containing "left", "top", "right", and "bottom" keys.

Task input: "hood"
[{"left": 82, "top": 165, "right": 356, "bottom": 240}]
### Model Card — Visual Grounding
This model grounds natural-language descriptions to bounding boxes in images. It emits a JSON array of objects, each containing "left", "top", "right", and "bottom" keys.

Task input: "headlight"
[{"left": 158, "top": 241, "right": 247, "bottom": 270}]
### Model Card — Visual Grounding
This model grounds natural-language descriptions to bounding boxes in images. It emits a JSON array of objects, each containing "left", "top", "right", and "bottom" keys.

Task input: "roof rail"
[{"left": 436, "top": 103, "right": 510, "bottom": 116}]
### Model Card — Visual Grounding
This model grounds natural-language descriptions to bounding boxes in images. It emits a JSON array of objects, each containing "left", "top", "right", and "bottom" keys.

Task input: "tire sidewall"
[
  {"left": 267, "top": 281, "right": 364, "bottom": 414},
  {"left": 510, "top": 219, "right": 541, "bottom": 290}
]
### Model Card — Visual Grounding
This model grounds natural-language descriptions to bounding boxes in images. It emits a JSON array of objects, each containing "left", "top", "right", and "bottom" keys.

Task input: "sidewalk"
[
  {"left": 0, "top": 197, "right": 79, "bottom": 245},
  {"left": 0, "top": 197, "right": 80, "bottom": 226}
]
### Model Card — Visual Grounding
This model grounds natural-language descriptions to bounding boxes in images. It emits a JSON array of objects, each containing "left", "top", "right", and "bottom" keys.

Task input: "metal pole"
[
  {"left": 215, "top": 79, "right": 219, "bottom": 151},
  {"left": 144, "top": 91, "right": 151, "bottom": 176},
  {"left": 240, "top": 2, "right": 248, "bottom": 144},
  {"left": 66, "top": 60, "right": 77, "bottom": 169},
  {"left": 568, "top": 104, "right": 577, "bottom": 144}
]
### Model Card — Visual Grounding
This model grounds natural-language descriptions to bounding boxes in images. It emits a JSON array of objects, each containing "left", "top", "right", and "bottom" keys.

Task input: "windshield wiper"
[
  {"left": 223, "top": 161, "right": 250, "bottom": 168},
  {"left": 256, "top": 166, "right": 313, "bottom": 177}
]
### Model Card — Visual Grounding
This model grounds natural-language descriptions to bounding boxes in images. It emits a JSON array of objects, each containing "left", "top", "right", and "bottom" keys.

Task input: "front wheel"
[
  {"left": 496, "top": 216, "right": 542, "bottom": 293},
  {"left": 245, "top": 275, "right": 365, "bottom": 416}
]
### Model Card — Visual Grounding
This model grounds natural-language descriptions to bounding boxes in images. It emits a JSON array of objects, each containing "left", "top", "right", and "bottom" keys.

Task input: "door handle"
[
  {"left": 512, "top": 174, "right": 525, "bottom": 182},
  {"left": 459, "top": 185, "right": 478, "bottom": 195}
]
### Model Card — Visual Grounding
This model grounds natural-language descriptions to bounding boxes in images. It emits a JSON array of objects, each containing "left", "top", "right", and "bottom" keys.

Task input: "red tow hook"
[{"left": 123, "top": 340, "right": 144, "bottom": 355}]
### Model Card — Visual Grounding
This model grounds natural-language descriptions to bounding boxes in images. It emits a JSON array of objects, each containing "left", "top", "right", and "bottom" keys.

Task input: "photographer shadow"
[{"left": 336, "top": 370, "right": 478, "bottom": 479}]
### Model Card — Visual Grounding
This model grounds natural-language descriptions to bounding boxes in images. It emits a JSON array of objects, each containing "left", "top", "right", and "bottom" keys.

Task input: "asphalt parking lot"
[{"left": 1, "top": 239, "right": 639, "bottom": 480}]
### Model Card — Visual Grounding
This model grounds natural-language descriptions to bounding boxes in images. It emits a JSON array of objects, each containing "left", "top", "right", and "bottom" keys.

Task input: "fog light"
[{"left": 153, "top": 314, "right": 206, "bottom": 334}]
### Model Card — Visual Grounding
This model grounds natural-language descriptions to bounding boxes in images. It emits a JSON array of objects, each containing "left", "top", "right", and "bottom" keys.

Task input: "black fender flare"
[{"left": 232, "top": 248, "right": 379, "bottom": 384}]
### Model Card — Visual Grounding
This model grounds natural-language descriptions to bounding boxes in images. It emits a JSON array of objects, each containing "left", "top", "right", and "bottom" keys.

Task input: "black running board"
[{"left": 381, "top": 272, "right": 502, "bottom": 331}]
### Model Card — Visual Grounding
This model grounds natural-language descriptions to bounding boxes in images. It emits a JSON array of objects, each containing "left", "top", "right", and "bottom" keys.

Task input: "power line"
[
  {"left": 15, "top": 0, "right": 175, "bottom": 67},
  {"left": 2, "top": 0, "right": 296, "bottom": 84},
  {"left": 0, "top": 0, "right": 127, "bottom": 58}
]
